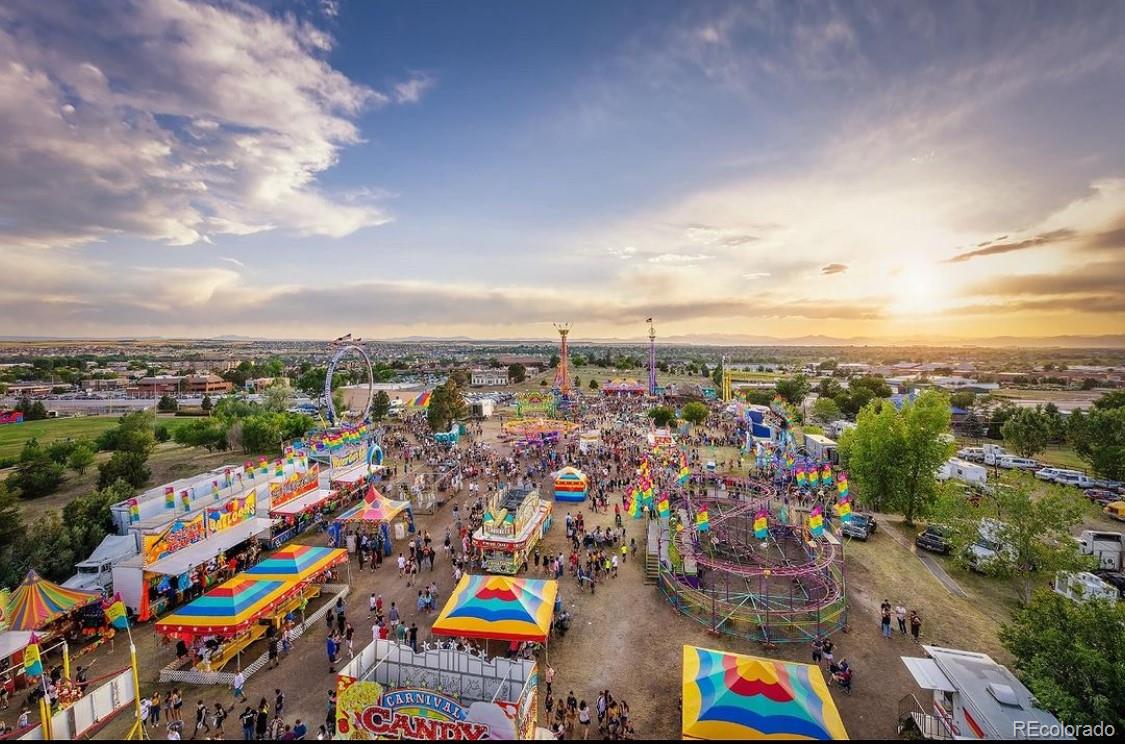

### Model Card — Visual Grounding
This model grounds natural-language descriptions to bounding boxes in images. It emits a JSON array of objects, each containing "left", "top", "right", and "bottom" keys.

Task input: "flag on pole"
[
  {"left": 23, "top": 634, "right": 42, "bottom": 676},
  {"left": 753, "top": 510, "right": 769, "bottom": 540},
  {"left": 105, "top": 595, "right": 129, "bottom": 630},
  {"left": 695, "top": 508, "right": 710, "bottom": 532},
  {"left": 808, "top": 505, "right": 825, "bottom": 539},
  {"left": 164, "top": 486, "right": 175, "bottom": 510},
  {"left": 128, "top": 498, "right": 140, "bottom": 524}
]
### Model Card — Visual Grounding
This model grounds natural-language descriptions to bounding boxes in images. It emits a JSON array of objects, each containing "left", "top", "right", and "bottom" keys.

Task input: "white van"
[
  {"left": 1053, "top": 470, "right": 1093, "bottom": 489},
  {"left": 998, "top": 455, "right": 1039, "bottom": 470},
  {"left": 967, "top": 518, "right": 1017, "bottom": 572},
  {"left": 1035, "top": 467, "right": 1062, "bottom": 481}
]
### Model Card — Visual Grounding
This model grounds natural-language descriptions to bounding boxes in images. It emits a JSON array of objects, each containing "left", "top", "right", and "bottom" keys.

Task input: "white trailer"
[
  {"left": 1076, "top": 530, "right": 1124, "bottom": 571},
  {"left": 936, "top": 458, "right": 988, "bottom": 486}
]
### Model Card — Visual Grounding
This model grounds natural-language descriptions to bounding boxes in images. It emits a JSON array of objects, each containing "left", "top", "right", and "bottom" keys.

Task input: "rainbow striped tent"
[
  {"left": 335, "top": 486, "right": 410, "bottom": 524},
  {"left": 408, "top": 391, "right": 432, "bottom": 409},
  {"left": 155, "top": 578, "right": 300, "bottom": 640},
  {"left": 5, "top": 570, "right": 100, "bottom": 631},
  {"left": 241, "top": 544, "right": 348, "bottom": 582},
  {"left": 553, "top": 466, "right": 589, "bottom": 502},
  {"left": 432, "top": 574, "right": 558, "bottom": 642},
  {"left": 682, "top": 646, "right": 847, "bottom": 740}
]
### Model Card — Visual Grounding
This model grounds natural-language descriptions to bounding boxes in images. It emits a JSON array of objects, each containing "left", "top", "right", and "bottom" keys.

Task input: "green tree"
[
  {"left": 507, "top": 363, "right": 527, "bottom": 384},
  {"left": 64, "top": 480, "right": 133, "bottom": 565},
  {"left": 934, "top": 474, "right": 1091, "bottom": 603},
  {"left": 681, "top": 401, "right": 709, "bottom": 426},
  {"left": 240, "top": 415, "right": 284, "bottom": 453},
  {"left": 201, "top": 394, "right": 213, "bottom": 414},
  {"left": 45, "top": 439, "right": 79, "bottom": 464},
  {"left": 775, "top": 375, "right": 810, "bottom": 405},
  {"left": 0, "top": 482, "right": 26, "bottom": 589},
  {"left": 97, "top": 451, "right": 151, "bottom": 490},
  {"left": 21, "top": 510, "right": 77, "bottom": 582},
  {"left": 838, "top": 391, "right": 954, "bottom": 524},
  {"left": 962, "top": 410, "right": 985, "bottom": 441},
  {"left": 157, "top": 393, "right": 179, "bottom": 412},
  {"left": 262, "top": 382, "right": 293, "bottom": 413},
  {"left": 67, "top": 443, "right": 95, "bottom": 474},
  {"left": 174, "top": 419, "right": 229, "bottom": 452},
  {"left": 810, "top": 397, "right": 842, "bottom": 424},
  {"left": 1001, "top": 407, "right": 1052, "bottom": 458},
  {"left": 711, "top": 361, "right": 723, "bottom": 389},
  {"left": 588, "top": 378, "right": 600, "bottom": 391},
  {"left": 6, "top": 441, "right": 66, "bottom": 499},
  {"left": 949, "top": 391, "right": 975, "bottom": 410},
  {"left": 372, "top": 390, "right": 392, "bottom": 421},
  {"left": 15, "top": 397, "right": 49, "bottom": 420},
  {"left": 1000, "top": 590, "right": 1125, "bottom": 728},
  {"left": 549, "top": 354, "right": 560, "bottom": 369},
  {"left": 647, "top": 406, "right": 677, "bottom": 428},
  {"left": 154, "top": 424, "right": 171, "bottom": 443},
  {"left": 573, "top": 375, "right": 581, "bottom": 389},
  {"left": 1069, "top": 406, "right": 1125, "bottom": 480},
  {"left": 1093, "top": 390, "right": 1125, "bottom": 411}
]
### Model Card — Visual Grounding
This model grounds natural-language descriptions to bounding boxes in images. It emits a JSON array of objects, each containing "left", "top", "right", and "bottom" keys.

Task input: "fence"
[
  {"left": 158, "top": 582, "right": 350, "bottom": 686},
  {"left": 11, "top": 666, "right": 135, "bottom": 741}
]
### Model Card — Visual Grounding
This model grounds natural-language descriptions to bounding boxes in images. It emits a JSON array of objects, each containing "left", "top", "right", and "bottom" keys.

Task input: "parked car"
[
  {"left": 841, "top": 513, "right": 877, "bottom": 540},
  {"left": 1086, "top": 488, "right": 1119, "bottom": 506},
  {"left": 1104, "top": 502, "right": 1125, "bottom": 522},
  {"left": 915, "top": 526, "right": 952, "bottom": 555},
  {"left": 966, "top": 518, "right": 1019, "bottom": 572}
]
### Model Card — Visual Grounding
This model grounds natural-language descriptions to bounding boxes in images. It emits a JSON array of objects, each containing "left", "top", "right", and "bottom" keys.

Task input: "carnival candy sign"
[{"left": 336, "top": 679, "right": 493, "bottom": 741}]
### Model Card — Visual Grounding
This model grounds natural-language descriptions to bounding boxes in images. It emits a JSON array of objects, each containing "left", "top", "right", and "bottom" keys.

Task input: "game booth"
[
  {"left": 681, "top": 646, "right": 848, "bottom": 740},
  {"left": 155, "top": 545, "right": 347, "bottom": 673},
  {"left": 1, "top": 575, "right": 102, "bottom": 705},
  {"left": 335, "top": 576, "right": 558, "bottom": 740},
  {"left": 267, "top": 464, "right": 349, "bottom": 545},
  {"left": 552, "top": 467, "right": 589, "bottom": 503},
  {"left": 112, "top": 488, "right": 275, "bottom": 622},
  {"left": 472, "top": 487, "right": 553, "bottom": 575},
  {"left": 329, "top": 486, "right": 413, "bottom": 553},
  {"left": 601, "top": 378, "right": 647, "bottom": 396}
]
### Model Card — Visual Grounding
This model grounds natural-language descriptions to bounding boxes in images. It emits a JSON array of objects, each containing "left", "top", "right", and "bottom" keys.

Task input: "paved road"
[{"left": 881, "top": 520, "right": 968, "bottom": 598}]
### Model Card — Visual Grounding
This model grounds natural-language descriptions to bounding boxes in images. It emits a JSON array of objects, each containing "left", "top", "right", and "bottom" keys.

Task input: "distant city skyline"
[{"left": 1, "top": 0, "right": 1124, "bottom": 341}]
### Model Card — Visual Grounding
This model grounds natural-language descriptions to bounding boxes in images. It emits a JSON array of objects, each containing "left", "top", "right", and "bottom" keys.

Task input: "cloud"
[
  {"left": 0, "top": 0, "right": 390, "bottom": 249},
  {"left": 945, "top": 229, "right": 1076, "bottom": 263},
  {"left": 219, "top": 257, "right": 246, "bottom": 269},
  {"left": 392, "top": 73, "right": 436, "bottom": 104},
  {"left": 647, "top": 253, "right": 714, "bottom": 264},
  {"left": 742, "top": 272, "right": 770, "bottom": 279},
  {"left": 821, "top": 263, "right": 848, "bottom": 275}
]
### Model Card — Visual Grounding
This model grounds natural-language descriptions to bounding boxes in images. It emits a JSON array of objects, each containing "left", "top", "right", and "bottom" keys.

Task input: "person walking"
[
  {"left": 896, "top": 602, "right": 907, "bottom": 635},
  {"left": 192, "top": 700, "right": 211, "bottom": 739},
  {"left": 239, "top": 706, "right": 256, "bottom": 741},
  {"left": 232, "top": 670, "right": 247, "bottom": 702},
  {"left": 910, "top": 610, "right": 923, "bottom": 643}
]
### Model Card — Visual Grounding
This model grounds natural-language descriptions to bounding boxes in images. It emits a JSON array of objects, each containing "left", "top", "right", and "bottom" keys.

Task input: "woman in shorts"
[{"left": 578, "top": 700, "right": 591, "bottom": 739}]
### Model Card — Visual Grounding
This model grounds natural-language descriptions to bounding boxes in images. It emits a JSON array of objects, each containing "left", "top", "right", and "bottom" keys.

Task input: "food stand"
[
  {"left": 335, "top": 639, "right": 540, "bottom": 740},
  {"left": 154, "top": 577, "right": 307, "bottom": 672},
  {"left": 472, "top": 487, "right": 552, "bottom": 575},
  {"left": 112, "top": 488, "right": 274, "bottom": 621},
  {"left": 331, "top": 487, "right": 412, "bottom": 552}
]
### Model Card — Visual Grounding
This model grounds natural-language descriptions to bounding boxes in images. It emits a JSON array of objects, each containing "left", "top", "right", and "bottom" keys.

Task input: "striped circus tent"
[
  {"left": 432, "top": 574, "right": 558, "bottom": 643},
  {"left": 5, "top": 570, "right": 101, "bottom": 631},
  {"left": 241, "top": 544, "right": 348, "bottom": 582}
]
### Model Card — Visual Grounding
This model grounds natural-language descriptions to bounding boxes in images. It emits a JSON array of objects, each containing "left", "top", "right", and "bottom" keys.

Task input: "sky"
[{"left": 1, "top": 0, "right": 1124, "bottom": 343}]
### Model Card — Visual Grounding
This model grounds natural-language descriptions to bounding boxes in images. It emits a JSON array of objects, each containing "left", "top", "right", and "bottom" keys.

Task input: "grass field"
[
  {"left": 0, "top": 416, "right": 121, "bottom": 459},
  {"left": 0, "top": 414, "right": 202, "bottom": 460}
]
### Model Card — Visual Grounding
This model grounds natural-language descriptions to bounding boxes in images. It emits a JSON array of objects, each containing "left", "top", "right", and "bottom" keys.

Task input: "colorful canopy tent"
[
  {"left": 241, "top": 544, "right": 348, "bottom": 582},
  {"left": 5, "top": 570, "right": 101, "bottom": 631},
  {"left": 334, "top": 486, "right": 410, "bottom": 524},
  {"left": 602, "top": 378, "right": 646, "bottom": 395},
  {"left": 155, "top": 577, "right": 300, "bottom": 640},
  {"left": 432, "top": 574, "right": 558, "bottom": 643},
  {"left": 408, "top": 391, "right": 432, "bottom": 409},
  {"left": 553, "top": 466, "right": 589, "bottom": 502},
  {"left": 682, "top": 646, "right": 848, "bottom": 740}
]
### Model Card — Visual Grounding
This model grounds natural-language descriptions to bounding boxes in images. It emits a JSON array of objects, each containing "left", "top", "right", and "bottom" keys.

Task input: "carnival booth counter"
[{"left": 472, "top": 487, "right": 552, "bottom": 575}]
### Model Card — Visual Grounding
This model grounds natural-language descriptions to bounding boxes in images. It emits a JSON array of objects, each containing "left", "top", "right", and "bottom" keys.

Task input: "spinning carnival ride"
[{"left": 657, "top": 487, "right": 847, "bottom": 645}]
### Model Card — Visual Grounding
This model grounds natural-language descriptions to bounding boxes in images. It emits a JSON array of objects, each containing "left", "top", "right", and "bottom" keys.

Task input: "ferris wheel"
[{"left": 324, "top": 341, "right": 374, "bottom": 425}]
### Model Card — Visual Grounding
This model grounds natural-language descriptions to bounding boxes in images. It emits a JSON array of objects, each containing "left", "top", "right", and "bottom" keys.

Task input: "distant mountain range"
[{"left": 2, "top": 333, "right": 1123, "bottom": 349}]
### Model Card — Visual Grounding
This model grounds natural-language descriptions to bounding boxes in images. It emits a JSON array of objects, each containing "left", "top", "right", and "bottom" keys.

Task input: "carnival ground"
[{"left": 33, "top": 415, "right": 1095, "bottom": 740}]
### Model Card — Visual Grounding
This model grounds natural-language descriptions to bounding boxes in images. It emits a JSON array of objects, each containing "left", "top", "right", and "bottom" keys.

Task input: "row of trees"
[
  {"left": 174, "top": 395, "right": 314, "bottom": 454},
  {"left": 994, "top": 391, "right": 1125, "bottom": 480},
  {"left": 646, "top": 402, "right": 709, "bottom": 429}
]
